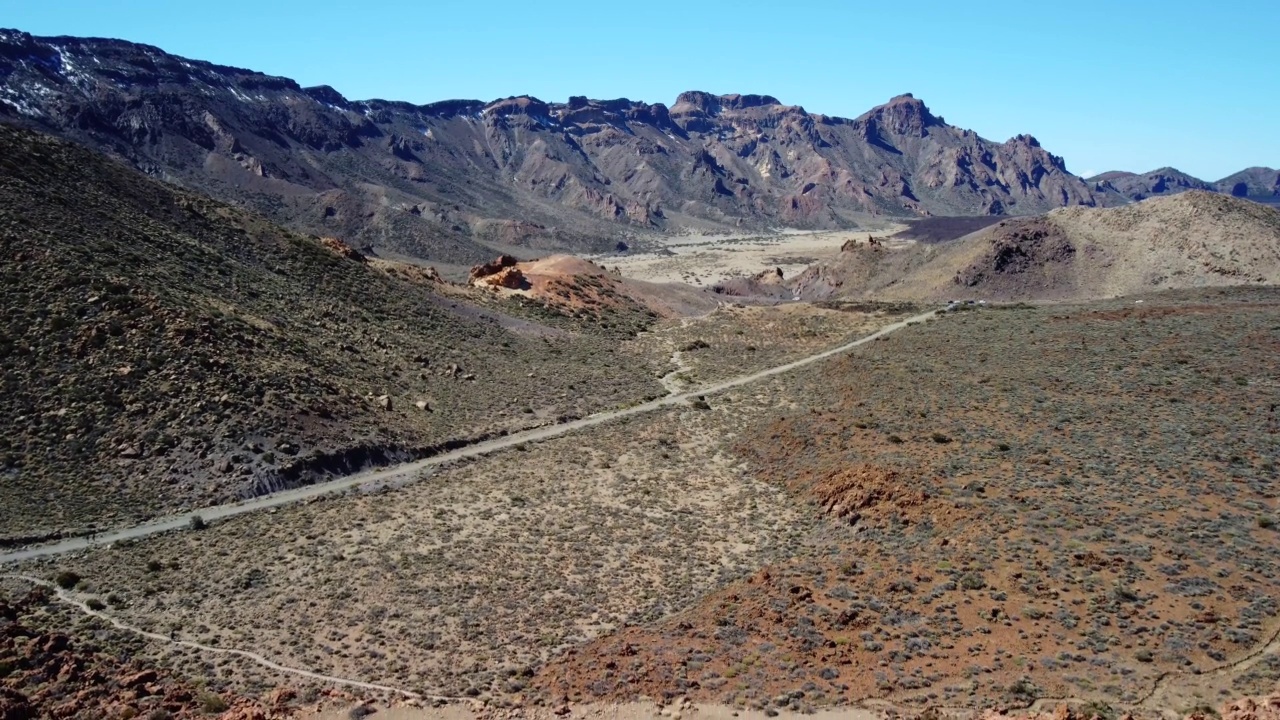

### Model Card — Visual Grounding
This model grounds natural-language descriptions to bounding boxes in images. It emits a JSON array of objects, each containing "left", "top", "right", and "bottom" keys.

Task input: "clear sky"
[{"left": 5, "top": 0, "right": 1277, "bottom": 180}]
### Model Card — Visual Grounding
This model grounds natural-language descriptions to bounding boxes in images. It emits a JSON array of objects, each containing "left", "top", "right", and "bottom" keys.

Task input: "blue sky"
[{"left": 5, "top": 0, "right": 1277, "bottom": 179}]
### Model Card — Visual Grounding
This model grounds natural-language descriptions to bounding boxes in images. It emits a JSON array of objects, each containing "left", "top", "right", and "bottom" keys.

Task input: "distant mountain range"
[
  {"left": 1088, "top": 167, "right": 1279, "bottom": 205},
  {"left": 0, "top": 28, "right": 1274, "bottom": 265}
]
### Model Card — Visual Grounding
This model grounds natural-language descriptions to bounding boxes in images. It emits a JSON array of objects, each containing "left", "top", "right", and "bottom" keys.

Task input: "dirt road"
[{"left": 0, "top": 309, "right": 937, "bottom": 566}]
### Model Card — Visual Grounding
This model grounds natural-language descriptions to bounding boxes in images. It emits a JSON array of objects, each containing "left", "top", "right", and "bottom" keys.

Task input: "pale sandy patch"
[{"left": 594, "top": 228, "right": 906, "bottom": 287}]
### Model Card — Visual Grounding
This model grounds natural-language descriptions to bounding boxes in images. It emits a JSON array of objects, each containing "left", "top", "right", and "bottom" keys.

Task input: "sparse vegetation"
[
  {"left": 54, "top": 571, "right": 81, "bottom": 590},
  {"left": 9, "top": 209, "right": 1280, "bottom": 716},
  {"left": 0, "top": 125, "right": 662, "bottom": 539},
  {"left": 197, "top": 692, "right": 229, "bottom": 713},
  {"left": 539, "top": 288, "right": 1280, "bottom": 708},
  {"left": 1081, "top": 701, "right": 1117, "bottom": 720},
  {"left": 3, "top": 34, "right": 1279, "bottom": 720}
]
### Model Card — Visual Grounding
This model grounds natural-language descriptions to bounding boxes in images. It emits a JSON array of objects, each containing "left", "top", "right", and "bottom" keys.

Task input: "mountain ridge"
[
  {"left": 1088, "top": 166, "right": 1280, "bottom": 204},
  {"left": 3, "top": 28, "right": 1273, "bottom": 267},
  {"left": 0, "top": 29, "right": 1123, "bottom": 265}
]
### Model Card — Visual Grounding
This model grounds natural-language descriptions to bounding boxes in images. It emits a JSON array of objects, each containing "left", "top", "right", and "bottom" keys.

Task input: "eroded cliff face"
[{"left": 0, "top": 30, "right": 1121, "bottom": 262}]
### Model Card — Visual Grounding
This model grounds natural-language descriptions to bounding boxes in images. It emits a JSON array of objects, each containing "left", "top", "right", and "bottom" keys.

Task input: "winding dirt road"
[
  {"left": 0, "top": 310, "right": 937, "bottom": 566},
  {"left": 0, "top": 573, "right": 438, "bottom": 701},
  {"left": 4, "top": 305, "right": 1276, "bottom": 718},
  {"left": 6, "top": 565, "right": 1277, "bottom": 718}
]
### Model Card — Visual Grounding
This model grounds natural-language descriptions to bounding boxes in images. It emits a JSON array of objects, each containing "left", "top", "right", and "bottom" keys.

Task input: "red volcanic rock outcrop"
[
  {"left": 319, "top": 236, "right": 366, "bottom": 262},
  {"left": 468, "top": 255, "right": 519, "bottom": 283},
  {"left": 468, "top": 255, "right": 528, "bottom": 289},
  {"left": 1218, "top": 695, "right": 1280, "bottom": 720},
  {"left": 0, "top": 589, "right": 278, "bottom": 719},
  {"left": 482, "top": 266, "right": 527, "bottom": 289}
]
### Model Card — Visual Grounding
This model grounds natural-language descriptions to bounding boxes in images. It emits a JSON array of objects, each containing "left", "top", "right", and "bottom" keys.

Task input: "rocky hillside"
[
  {"left": 0, "top": 585, "right": 273, "bottom": 719},
  {"left": 0, "top": 124, "right": 663, "bottom": 541},
  {"left": 1089, "top": 166, "right": 1280, "bottom": 205},
  {"left": 1, "top": 30, "right": 1122, "bottom": 265},
  {"left": 1089, "top": 167, "right": 1217, "bottom": 201},
  {"left": 1218, "top": 167, "right": 1280, "bottom": 204},
  {"left": 789, "top": 191, "right": 1280, "bottom": 301}
]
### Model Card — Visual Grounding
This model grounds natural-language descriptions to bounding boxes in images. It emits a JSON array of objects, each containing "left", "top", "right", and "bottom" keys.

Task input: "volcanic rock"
[{"left": 469, "top": 255, "right": 519, "bottom": 283}]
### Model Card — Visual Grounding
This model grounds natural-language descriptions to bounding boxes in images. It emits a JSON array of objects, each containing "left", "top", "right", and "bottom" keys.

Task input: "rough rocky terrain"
[
  {"left": 0, "top": 302, "right": 915, "bottom": 717},
  {"left": 0, "top": 584, "right": 266, "bottom": 719},
  {"left": 0, "top": 29, "right": 1147, "bottom": 266},
  {"left": 536, "top": 289, "right": 1280, "bottom": 715},
  {"left": 0, "top": 124, "right": 670, "bottom": 541},
  {"left": 5, "top": 289, "right": 1275, "bottom": 720},
  {"left": 789, "top": 192, "right": 1280, "bottom": 301},
  {"left": 15, "top": 404, "right": 824, "bottom": 707}
]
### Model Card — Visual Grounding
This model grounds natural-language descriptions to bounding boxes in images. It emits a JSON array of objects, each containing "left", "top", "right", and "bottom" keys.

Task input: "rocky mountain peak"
[
  {"left": 417, "top": 98, "right": 487, "bottom": 118},
  {"left": 303, "top": 84, "right": 350, "bottom": 108},
  {"left": 553, "top": 97, "right": 672, "bottom": 129},
  {"left": 858, "top": 93, "right": 939, "bottom": 138},
  {"left": 718, "top": 93, "right": 783, "bottom": 110},
  {"left": 1008, "top": 133, "right": 1041, "bottom": 148},
  {"left": 670, "top": 91, "right": 782, "bottom": 119},
  {"left": 672, "top": 90, "right": 723, "bottom": 115},
  {"left": 482, "top": 95, "right": 551, "bottom": 120}
]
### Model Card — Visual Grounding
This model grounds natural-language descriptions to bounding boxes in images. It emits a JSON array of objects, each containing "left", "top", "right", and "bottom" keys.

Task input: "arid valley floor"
[
  {"left": 4, "top": 276, "right": 1278, "bottom": 720},
  {"left": 0, "top": 63, "right": 1278, "bottom": 720}
]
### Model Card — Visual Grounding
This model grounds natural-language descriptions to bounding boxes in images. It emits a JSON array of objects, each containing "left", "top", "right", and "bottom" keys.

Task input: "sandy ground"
[{"left": 593, "top": 228, "right": 906, "bottom": 286}]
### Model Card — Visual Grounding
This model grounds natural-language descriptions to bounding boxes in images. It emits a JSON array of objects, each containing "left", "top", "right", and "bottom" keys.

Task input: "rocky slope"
[
  {"left": 1089, "top": 168, "right": 1217, "bottom": 201},
  {"left": 788, "top": 191, "right": 1280, "bottom": 301},
  {"left": 1089, "top": 167, "right": 1280, "bottom": 205},
  {"left": 0, "top": 586, "right": 274, "bottom": 719},
  {"left": 536, "top": 291, "right": 1280, "bottom": 712},
  {"left": 0, "top": 124, "right": 663, "bottom": 541},
  {"left": 1, "top": 30, "right": 1124, "bottom": 265},
  {"left": 1217, "top": 167, "right": 1280, "bottom": 205}
]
